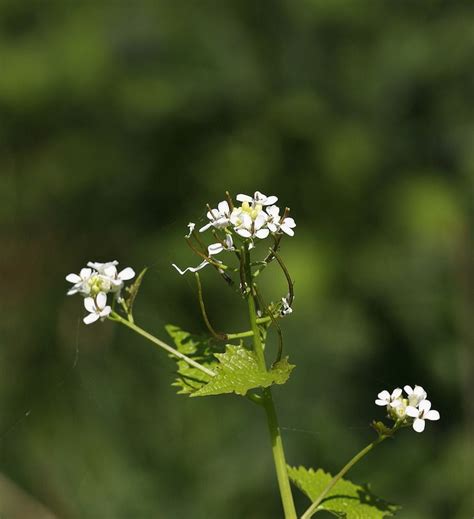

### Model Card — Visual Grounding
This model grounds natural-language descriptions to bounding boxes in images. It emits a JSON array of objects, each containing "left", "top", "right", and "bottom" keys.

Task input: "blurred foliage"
[{"left": 0, "top": 0, "right": 473, "bottom": 518}]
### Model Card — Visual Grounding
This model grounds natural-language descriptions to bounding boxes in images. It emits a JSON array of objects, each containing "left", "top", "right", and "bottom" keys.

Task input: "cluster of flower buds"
[
  {"left": 173, "top": 191, "right": 296, "bottom": 275},
  {"left": 375, "top": 385, "right": 440, "bottom": 433},
  {"left": 66, "top": 261, "right": 135, "bottom": 324}
]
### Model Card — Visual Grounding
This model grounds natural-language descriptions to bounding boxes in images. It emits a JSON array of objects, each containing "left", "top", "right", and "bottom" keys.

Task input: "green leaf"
[
  {"left": 191, "top": 344, "right": 294, "bottom": 397},
  {"left": 288, "top": 466, "right": 400, "bottom": 518},
  {"left": 124, "top": 267, "right": 148, "bottom": 317},
  {"left": 165, "top": 324, "right": 221, "bottom": 395}
]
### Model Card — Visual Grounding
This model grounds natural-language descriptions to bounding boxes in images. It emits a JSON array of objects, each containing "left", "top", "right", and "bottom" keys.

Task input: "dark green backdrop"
[{"left": 0, "top": 1, "right": 473, "bottom": 518}]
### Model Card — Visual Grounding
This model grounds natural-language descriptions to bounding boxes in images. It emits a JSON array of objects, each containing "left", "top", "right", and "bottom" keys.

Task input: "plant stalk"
[
  {"left": 244, "top": 247, "right": 297, "bottom": 519},
  {"left": 301, "top": 436, "right": 387, "bottom": 519},
  {"left": 110, "top": 311, "right": 216, "bottom": 378}
]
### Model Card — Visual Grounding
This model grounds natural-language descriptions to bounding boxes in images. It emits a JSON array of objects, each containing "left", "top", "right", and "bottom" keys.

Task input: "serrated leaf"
[
  {"left": 124, "top": 267, "right": 148, "bottom": 317},
  {"left": 288, "top": 466, "right": 400, "bottom": 518},
  {"left": 191, "top": 344, "right": 294, "bottom": 397},
  {"left": 165, "top": 324, "right": 221, "bottom": 394}
]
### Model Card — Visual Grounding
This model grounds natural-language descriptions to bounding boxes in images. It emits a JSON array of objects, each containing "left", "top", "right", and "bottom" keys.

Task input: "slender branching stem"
[
  {"left": 110, "top": 311, "right": 216, "bottom": 378},
  {"left": 254, "top": 285, "right": 283, "bottom": 364},
  {"left": 243, "top": 245, "right": 297, "bottom": 519},
  {"left": 301, "top": 436, "right": 388, "bottom": 519},
  {"left": 273, "top": 249, "right": 294, "bottom": 306},
  {"left": 194, "top": 273, "right": 227, "bottom": 340},
  {"left": 227, "top": 330, "right": 255, "bottom": 339}
]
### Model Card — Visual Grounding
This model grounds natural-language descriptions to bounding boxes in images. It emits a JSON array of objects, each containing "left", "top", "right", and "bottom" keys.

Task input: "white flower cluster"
[
  {"left": 200, "top": 191, "right": 295, "bottom": 238},
  {"left": 66, "top": 261, "right": 135, "bottom": 324},
  {"left": 375, "top": 385, "right": 440, "bottom": 433},
  {"left": 173, "top": 191, "right": 295, "bottom": 275}
]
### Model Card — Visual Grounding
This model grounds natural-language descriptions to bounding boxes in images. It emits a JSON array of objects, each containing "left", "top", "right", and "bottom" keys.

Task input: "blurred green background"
[{"left": 0, "top": 1, "right": 473, "bottom": 518}]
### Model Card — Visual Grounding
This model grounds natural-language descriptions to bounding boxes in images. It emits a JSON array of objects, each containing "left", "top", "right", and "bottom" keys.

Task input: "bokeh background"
[{"left": 1, "top": 1, "right": 473, "bottom": 518}]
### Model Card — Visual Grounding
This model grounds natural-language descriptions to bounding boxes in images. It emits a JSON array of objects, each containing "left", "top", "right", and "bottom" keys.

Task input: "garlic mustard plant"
[{"left": 66, "top": 191, "right": 440, "bottom": 519}]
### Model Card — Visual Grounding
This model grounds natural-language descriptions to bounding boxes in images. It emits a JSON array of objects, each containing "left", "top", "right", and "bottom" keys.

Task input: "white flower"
[
  {"left": 406, "top": 400, "right": 440, "bottom": 433},
  {"left": 66, "top": 268, "right": 94, "bottom": 296},
  {"left": 236, "top": 191, "right": 278, "bottom": 207},
  {"left": 404, "top": 385, "right": 427, "bottom": 407},
  {"left": 266, "top": 205, "right": 296, "bottom": 237},
  {"left": 87, "top": 260, "right": 135, "bottom": 294},
  {"left": 230, "top": 205, "right": 269, "bottom": 239},
  {"left": 375, "top": 388, "right": 403, "bottom": 408},
  {"left": 199, "top": 201, "right": 231, "bottom": 232},
  {"left": 281, "top": 297, "right": 293, "bottom": 316},
  {"left": 67, "top": 261, "right": 135, "bottom": 300},
  {"left": 83, "top": 292, "right": 112, "bottom": 325}
]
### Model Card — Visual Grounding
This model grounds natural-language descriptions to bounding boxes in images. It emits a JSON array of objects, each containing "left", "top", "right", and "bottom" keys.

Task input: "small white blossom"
[
  {"left": 230, "top": 205, "right": 269, "bottom": 239},
  {"left": 83, "top": 292, "right": 112, "bottom": 325},
  {"left": 375, "top": 388, "right": 403, "bottom": 408},
  {"left": 406, "top": 399, "right": 440, "bottom": 433},
  {"left": 236, "top": 191, "right": 278, "bottom": 207},
  {"left": 86, "top": 260, "right": 135, "bottom": 295},
  {"left": 67, "top": 261, "right": 135, "bottom": 300},
  {"left": 266, "top": 205, "right": 296, "bottom": 237},
  {"left": 199, "top": 201, "right": 232, "bottom": 232},
  {"left": 404, "top": 385, "right": 427, "bottom": 407},
  {"left": 66, "top": 268, "right": 94, "bottom": 296}
]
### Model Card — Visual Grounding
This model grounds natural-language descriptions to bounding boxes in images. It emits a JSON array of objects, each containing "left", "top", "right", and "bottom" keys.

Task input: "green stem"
[
  {"left": 110, "top": 311, "right": 216, "bottom": 378},
  {"left": 244, "top": 247, "right": 297, "bottom": 519},
  {"left": 195, "top": 273, "right": 227, "bottom": 340},
  {"left": 262, "top": 389, "right": 297, "bottom": 519},
  {"left": 227, "top": 330, "right": 255, "bottom": 340},
  {"left": 300, "top": 436, "right": 387, "bottom": 519}
]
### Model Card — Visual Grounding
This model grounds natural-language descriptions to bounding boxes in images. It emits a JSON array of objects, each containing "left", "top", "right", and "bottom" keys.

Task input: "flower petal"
[
  {"left": 414, "top": 385, "right": 426, "bottom": 397},
  {"left": 236, "top": 194, "right": 253, "bottom": 203},
  {"left": 83, "top": 313, "right": 100, "bottom": 325},
  {"left": 99, "top": 306, "right": 112, "bottom": 318},
  {"left": 118, "top": 267, "right": 135, "bottom": 281},
  {"left": 264, "top": 195, "right": 278, "bottom": 205},
  {"left": 413, "top": 418, "right": 425, "bottom": 433},
  {"left": 217, "top": 201, "right": 229, "bottom": 214},
  {"left": 236, "top": 228, "right": 252, "bottom": 238},
  {"left": 80, "top": 268, "right": 92, "bottom": 279},
  {"left": 406, "top": 405, "right": 419, "bottom": 418},
  {"left": 199, "top": 222, "right": 213, "bottom": 233},
  {"left": 84, "top": 297, "right": 96, "bottom": 313},
  {"left": 208, "top": 243, "right": 224, "bottom": 255},
  {"left": 375, "top": 399, "right": 388, "bottom": 406},
  {"left": 377, "top": 390, "right": 390, "bottom": 400},
  {"left": 66, "top": 273, "right": 81, "bottom": 283},
  {"left": 392, "top": 388, "right": 403, "bottom": 399},
  {"left": 255, "top": 228, "right": 270, "bottom": 239},
  {"left": 418, "top": 399, "right": 431, "bottom": 413},
  {"left": 281, "top": 224, "right": 295, "bottom": 236},
  {"left": 425, "top": 410, "right": 440, "bottom": 421},
  {"left": 96, "top": 292, "right": 108, "bottom": 309},
  {"left": 266, "top": 205, "right": 280, "bottom": 217},
  {"left": 404, "top": 385, "right": 413, "bottom": 395}
]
